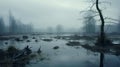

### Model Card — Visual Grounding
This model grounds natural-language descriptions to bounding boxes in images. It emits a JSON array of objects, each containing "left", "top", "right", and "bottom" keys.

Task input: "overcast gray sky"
[{"left": 0, "top": 0, "right": 120, "bottom": 29}]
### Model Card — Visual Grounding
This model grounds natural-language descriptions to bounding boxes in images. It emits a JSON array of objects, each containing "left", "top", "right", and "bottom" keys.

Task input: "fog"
[
  {"left": 0, "top": 0, "right": 120, "bottom": 30},
  {"left": 0, "top": 0, "right": 120, "bottom": 67}
]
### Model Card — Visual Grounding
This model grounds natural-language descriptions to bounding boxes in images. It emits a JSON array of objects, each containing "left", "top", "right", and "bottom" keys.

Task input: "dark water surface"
[{"left": 0, "top": 35, "right": 120, "bottom": 67}]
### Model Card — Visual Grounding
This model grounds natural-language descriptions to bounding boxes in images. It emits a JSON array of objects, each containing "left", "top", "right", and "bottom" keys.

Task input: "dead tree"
[
  {"left": 80, "top": 0, "right": 119, "bottom": 46},
  {"left": 96, "top": 0, "right": 105, "bottom": 45}
]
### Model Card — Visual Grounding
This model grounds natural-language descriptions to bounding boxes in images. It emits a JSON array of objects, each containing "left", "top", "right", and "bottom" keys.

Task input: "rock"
[
  {"left": 32, "top": 37, "right": 36, "bottom": 39},
  {"left": 26, "top": 40, "right": 30, "bottom": 42},
  {"left": 53, "top": 46, "right": 59, "bottom": 50},
  {"left": 23, "top": 36, "right": 28, "bottom": 39},
  {"left": 42, "top": 39, "right": 52, "bottom": 42},
  {"left": 5, "top": 42, "right": 8, "bottom": 45},
  {"left": 35, "top": 40, "right": 38, "bottom": 42},
  {"left": 15, "top": 38, "right": 23, "bottom": 42},
  {"left": 66, "top": 41, "right": 80, "bottom": 46}
]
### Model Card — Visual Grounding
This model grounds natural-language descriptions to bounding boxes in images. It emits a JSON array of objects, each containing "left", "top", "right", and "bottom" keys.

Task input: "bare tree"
[
  {"left": 117, "top": 16, "right": 120, "bottom": 34},
  {"left": 95, "top": 0, "right": 106, "bottom": 45},
  {"left": 56, "top": 24, "right": 63, "bottom": 35},
  {"left": 80, "top": 0, "right": 120, "bottom": 46},
  {"left": 80, "top": 0, "right": 114, "bottom": 46},
  {"left": 83, "top": 10, "right": 96, "bottom": 36},
  {"left": 0, "top": 17, "right": 5, "bottom": 35},
  {"left": 9, "top": 11, "right": 17, "bottom": 34}
]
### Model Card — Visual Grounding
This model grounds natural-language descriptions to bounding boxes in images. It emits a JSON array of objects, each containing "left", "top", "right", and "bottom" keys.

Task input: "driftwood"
[
  {"left": 13, "top": 46, "right": 32, "bottom": 59},
  {"left": 0, "top": 45, "right": 32, "bottom": 67}
]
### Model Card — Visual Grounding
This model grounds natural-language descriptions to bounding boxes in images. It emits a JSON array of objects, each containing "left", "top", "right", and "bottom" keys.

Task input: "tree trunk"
[{"left": 96, "top": 0, "right": 105, "bottom": 46}]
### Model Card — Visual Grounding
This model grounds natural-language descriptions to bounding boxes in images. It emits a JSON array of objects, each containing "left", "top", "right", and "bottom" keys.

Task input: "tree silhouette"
[
  {"left": 83, "top": 10, "right": 96, "bottom": 35},
  {"left": 0, "top": 17, "right": 5, "bottom": 35},
  {"left": 56, "top": 24, "right": 63, "bottom": 35},
  {"left": 9, "top": 11, "right": 17, "bottom": 34},
  {"left": 95, "top": 0, "right": 106, "bottom": 46},
  {"left": 80, "top": 0, "right": 112, "bottom": 46}
]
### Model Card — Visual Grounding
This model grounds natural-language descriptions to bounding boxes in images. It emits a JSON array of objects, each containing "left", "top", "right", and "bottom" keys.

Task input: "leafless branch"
[
  {"left": 84, "top": 14, "right": 99, "bottom": 19},
  {"left": 80, "top": 10, "right": 98, "bottom": 15},
  {"left": 99, "top": 1, "right": 111, "bottom": 6},
  {"left": 89, "top": 2, "right": 96, "bottom": 10},
  {"left": 104, "top": 17, "right": 120, "bottom": 22}
]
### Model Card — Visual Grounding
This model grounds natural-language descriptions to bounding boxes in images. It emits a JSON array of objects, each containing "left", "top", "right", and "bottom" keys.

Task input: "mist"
[
  {"left": 0, "top": 0, "right": 120, "bottom": 67},
  {"left": 0, "top": 0, "right": 119, "bottom": 30}
]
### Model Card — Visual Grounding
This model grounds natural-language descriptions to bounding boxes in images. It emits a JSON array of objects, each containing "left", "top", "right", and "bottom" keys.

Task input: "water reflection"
[{"left": 100, "top": 53, "right": 104, "bottom": 67}]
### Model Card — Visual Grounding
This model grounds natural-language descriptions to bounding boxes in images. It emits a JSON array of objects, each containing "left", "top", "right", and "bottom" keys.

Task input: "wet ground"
[{"left": 0, "top": 35, "right": 120, "bottom": 67}]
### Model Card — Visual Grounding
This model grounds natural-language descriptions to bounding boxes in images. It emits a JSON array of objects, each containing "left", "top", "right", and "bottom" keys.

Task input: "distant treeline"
[{"left": 0, "top": 12, "right": 34, "bottom": 36}]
